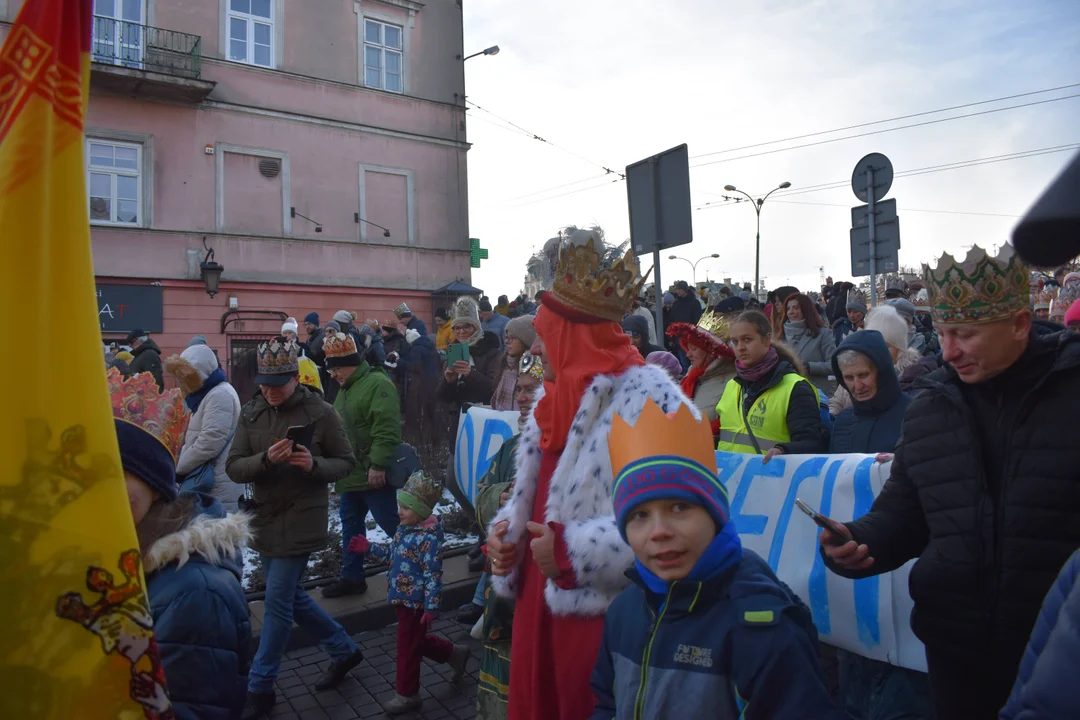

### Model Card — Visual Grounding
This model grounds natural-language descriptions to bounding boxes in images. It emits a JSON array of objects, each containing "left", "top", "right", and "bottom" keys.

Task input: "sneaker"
[
  {"left": 313, "top": 648, "right": 365, "bottom": 691},
  {"left": 446, "top": 643, "right": 470, "bottom": 683},
  {"left": 320, "top": 578, "right": 367, "bottom": 598},
  {"left": 455, "top": 602, "right": 484, "bottom": 626},
  {"left": 240, "top": 691, "right": 275, "bottom": 720},
  {"left": 384, "top": 693, "right": 422, "bottom": 715}
]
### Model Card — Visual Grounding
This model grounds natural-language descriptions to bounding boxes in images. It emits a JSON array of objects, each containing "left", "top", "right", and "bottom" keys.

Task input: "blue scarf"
[
  {"left": 185, "top": 368, "right": 227, "bottom": 412},
  {"left": 635, "top": 521, "right": 744, "bottom": 605}
]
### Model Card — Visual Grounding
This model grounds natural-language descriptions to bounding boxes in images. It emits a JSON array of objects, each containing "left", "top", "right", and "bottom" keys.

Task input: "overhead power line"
[
  {"left": 690, "top": 81, "right": 1080, "bottom": 160},
  {"left": 693, "top": 143, "right": 1080, "bottom": 210},
  {"left": 466, "top": 98, "right": 626, "bottom": 179},
  {"left": 767, "top": 199, "right": 1022, "bottom": 219},
  {"left": 689, "top": 93, "right": 1080, "bottom": 169}
]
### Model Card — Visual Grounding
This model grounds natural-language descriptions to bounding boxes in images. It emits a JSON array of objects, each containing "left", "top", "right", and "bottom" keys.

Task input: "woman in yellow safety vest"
[{"left": 716, "top": 310, "right": 829, "bottom": 461}]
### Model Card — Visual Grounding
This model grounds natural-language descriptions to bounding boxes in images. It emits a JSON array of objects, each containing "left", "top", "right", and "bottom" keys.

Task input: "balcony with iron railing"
[{"left": 90, "top": 15, "right": 215, "bottom": 103}]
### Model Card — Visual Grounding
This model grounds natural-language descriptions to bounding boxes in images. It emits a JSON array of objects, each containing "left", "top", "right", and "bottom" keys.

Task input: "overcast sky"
[{"left": 460, "top": 0, "right": 1080, "bottom": 298}]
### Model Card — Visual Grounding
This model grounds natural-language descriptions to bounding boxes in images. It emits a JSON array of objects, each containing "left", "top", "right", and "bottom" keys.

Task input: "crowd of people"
[{"left": 99, "top": 234, "right": 1080, "bottom": 720}]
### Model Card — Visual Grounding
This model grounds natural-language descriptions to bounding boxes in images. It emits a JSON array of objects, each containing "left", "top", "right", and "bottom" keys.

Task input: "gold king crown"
[
  {"left": 923, "top": 243, "right": 1029, "bottom": 325},
  {"left": 696, "top": 309, "right": 730, "bottom": 340},
  {"left": 550, "top": 236, "right": 644, "bottom": 322}
]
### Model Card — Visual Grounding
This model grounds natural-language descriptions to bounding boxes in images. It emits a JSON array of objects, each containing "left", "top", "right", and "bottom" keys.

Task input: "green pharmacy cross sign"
[{"left": 470, "top": 238, "right": 489, "bottom": 268}]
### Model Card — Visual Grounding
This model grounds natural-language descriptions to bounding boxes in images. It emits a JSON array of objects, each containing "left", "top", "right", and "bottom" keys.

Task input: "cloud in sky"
[{"left": 461, "top": 0, "right": 1080, "bottom": 297}]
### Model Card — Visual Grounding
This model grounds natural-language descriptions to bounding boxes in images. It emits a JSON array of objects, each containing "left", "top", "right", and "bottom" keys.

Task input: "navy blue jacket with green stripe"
[{"left": 589, "top": 550, "right": 845, "bottom": 720}]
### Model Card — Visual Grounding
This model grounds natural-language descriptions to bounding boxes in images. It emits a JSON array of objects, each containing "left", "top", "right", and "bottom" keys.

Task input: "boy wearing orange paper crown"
[
  {"left": 347, "top": 471, "right": 469, "bottom": 715},
  {"left": 589, "top": 401, "right": 844, "bottom": 720}
]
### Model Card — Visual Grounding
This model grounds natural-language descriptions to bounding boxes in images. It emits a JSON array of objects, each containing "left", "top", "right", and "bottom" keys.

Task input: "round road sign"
[{"left": 852, "top": 153, "right": 894, "bottom": 202}]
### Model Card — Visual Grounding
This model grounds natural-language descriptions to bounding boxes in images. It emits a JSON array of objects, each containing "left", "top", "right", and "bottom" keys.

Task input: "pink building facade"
[{"left": 2, "top": 0, "right": 471, "bottom": 376}]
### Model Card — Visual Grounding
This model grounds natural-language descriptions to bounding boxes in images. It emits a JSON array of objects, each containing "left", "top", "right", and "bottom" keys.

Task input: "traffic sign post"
[
  {"left": 850, "top": 153, "right": 899, "bottom": 303},
  {"left": 626, "top": 144, "right": 693, "bottom": 337}
]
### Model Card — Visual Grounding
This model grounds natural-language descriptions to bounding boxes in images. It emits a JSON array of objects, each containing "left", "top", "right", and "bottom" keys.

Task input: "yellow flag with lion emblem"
[{"left": 0, "top": 1, "right": 173, "bottom": 717}]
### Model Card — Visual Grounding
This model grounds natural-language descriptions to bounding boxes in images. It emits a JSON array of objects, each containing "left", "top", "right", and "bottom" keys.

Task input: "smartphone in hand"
[
  {"left": 446, "top": 342, "right": 471, "bottom": 367},
  {"left": 795, "top": 498, "right": 849, "bottom": 546}
]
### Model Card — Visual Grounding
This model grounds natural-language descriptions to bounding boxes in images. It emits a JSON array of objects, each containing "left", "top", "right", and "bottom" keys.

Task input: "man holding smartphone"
[{"left": 819, "top": 244, "right": 1080, "bottom": 720}]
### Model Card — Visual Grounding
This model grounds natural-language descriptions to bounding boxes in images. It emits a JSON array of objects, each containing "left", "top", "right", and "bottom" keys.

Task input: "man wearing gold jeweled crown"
[
  {"left": 485, "top": 228, "right": 697, "bottom": 720},
  {"left": 820, "top": 243, "right": 1080, "bottom": 720}
]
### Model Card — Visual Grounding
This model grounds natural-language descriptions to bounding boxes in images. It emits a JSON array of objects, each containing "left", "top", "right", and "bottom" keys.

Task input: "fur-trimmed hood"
[
  {"left": 145, "top": 511, "right": 251, "bottom": 581},
  {"left": 165, "top": 344, "right": 220, "bottom": 396}
]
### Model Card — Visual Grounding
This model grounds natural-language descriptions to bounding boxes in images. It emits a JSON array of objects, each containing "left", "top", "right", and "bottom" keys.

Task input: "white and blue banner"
[
  {"left": 454, "top": 406, "right": 521, "bottom": 506},
  {"left": 452, "top": 411, "right": 925, "bottom": 671},
  {"left": 716, "top": 450, "right": 924, "bottom": 672}
]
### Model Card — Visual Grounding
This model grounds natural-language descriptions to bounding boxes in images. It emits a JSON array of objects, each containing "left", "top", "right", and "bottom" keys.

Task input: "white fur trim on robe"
[{"left": 489, "top": 364, "right": 697, "bottom": 616}]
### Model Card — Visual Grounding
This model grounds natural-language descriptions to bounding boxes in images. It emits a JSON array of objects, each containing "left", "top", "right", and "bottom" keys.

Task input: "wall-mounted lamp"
[
  {"left": 199, "top": 235, "right": 224, "bottom": 298},
  {"left": 355, "top": 213, "right": 391, "bottom": 238},
  {"left": 462, "top": 45, "right": 500, "bottom": 61},
  {"left": 291, "top": 207, "right": 322, "bottom": 232}
]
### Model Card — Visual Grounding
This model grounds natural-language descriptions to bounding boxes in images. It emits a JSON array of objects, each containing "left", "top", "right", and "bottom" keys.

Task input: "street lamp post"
[
  {"left": 723, "top": 181, "right": 791, "bottom": 300},
  {"left": 462, "top": 45, "right": 500, "bottom": 61},
  {"left": 668, "top": 253, "right": 720, "bottom": 285}
]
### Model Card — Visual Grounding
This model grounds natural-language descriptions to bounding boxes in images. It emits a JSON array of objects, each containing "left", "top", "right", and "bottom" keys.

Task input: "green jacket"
[
  {"left": 226, "top": 384, "right": 355, "bottom": 558},
  {"left": 475, "top": 435, "right": 518, "bottom": 531},
  {"left": 333, "top": 362, "right": 402, "bottom": 493}
]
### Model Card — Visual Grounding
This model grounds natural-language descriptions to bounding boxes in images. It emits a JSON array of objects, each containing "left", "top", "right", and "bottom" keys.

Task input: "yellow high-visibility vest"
[{"left": 715, "top": 372, "right": 810, "bottom": 454}]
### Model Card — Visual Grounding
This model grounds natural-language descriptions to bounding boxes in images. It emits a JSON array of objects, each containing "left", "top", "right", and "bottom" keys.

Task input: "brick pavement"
[{"left": 266, "top": 617, "right": 482, "bottom": 720}]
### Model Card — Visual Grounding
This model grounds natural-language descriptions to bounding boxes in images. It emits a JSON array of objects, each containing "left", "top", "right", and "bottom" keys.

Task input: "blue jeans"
[
  {"left": 472, "top": 571, "right": 489, "bottom": 606},
  {"left": 340, "top": 486, "right": 400, "bottom": 582},
  {"left": 838, "top": 649, "right": 932, "bottom": 720},
  {"left": 249, "top": 555, "right": 358, "bottom": 693}
]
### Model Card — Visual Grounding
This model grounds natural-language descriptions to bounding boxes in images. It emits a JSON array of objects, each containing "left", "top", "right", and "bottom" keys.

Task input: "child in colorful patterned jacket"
[{"left": 347, "top": 471, "right": 469, "bottom": 715}]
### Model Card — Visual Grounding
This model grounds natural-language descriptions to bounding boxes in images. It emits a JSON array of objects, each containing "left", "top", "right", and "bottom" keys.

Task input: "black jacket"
[
  {"left": 666, "top": 292, "right": 703, "bottom": 327},
  {"left": 731, "top": 360, "right": 830, "bottom": 455},
  {"left": 824, "top": 327, "right": 1080, "bottom": 679},
  {"left": 129, "top": 338, "right": 164, "bottom": 391},
  {"left": 621, "top": 314, "right": 665, "bottom": 359}
]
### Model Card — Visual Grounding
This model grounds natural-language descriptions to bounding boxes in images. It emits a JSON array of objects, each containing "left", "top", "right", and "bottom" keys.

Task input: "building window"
[
  {"left": 364, "top": 19, "right": 403, "bottom": 93},
  {"left": 227, "top": 0, "right": 273, "bottom": 68},
  {"left": 87, "top": 140, "right": 141, "bottom": 226}
]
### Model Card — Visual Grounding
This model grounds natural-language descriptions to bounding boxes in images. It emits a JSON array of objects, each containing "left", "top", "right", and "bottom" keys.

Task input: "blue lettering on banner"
[
  {"left": 727, "top": 456, "right": 786, "bottom": 536},
  {"left": 808, "top": 458, "right": 845, "bottom": 635},
  {"left": 768, "top": 456, "right": 828, "bottom": 572},
  {"left": 477, "top": 418, "right": 514, "bottom": 485},
  {"left": 460, "top": 415, "right": 477, "bottom": 500},
  {"left": 852, "top": 457, "right": 880, "bottom": 646}
]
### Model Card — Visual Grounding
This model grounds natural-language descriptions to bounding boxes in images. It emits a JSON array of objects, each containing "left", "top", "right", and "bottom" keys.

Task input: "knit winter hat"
[
  {"left": 865, "top": 304, "right": 908, "bottom": 352},
  {"left": 187, "top": 334, "right": 208, "bottom": 348},
  {"left": 662, "top": 293, "right": 675, "bottom": 305},
  {"left": 478, "top": 298, "right": 493, "bottom": 313},
  {"left": 504, "top": 315, "right": 537, "bottom": 347},
  {"left": 846, "top": 289, "right": 868, "bottom": 315},
  {"left": 884, "top": 298, "right": 916, "bottom": 325},
  {"left": 326, "top": 320, "right": 341, "bottom": 332},
  {"left": 281, "top": 317, "right": 299, "bottom": 336},
  {"left": 451, "top": 296, "right": 482, "bottom": 331},
  {"left": 304, "top": 312, "right": 320, "bottom": 326},
  {"left": 333, "top": 310, "right": 354, "bottom": 325},
  {"left": 405, "top": 328, "right": 421, "bottom": 345},
  {"left": 610, "top": 402, "right": 730, "bottom": 540},
  {"left": 115, "top": 350, "right": 134, "bottom": 363},
  {"left": 397, "top": 471, "right": 443, "bottom": 520}
]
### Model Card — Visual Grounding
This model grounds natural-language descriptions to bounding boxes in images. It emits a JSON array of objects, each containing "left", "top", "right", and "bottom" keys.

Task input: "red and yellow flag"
[{"left": 0, "top": 2, "right": 173, "bottom": 717}]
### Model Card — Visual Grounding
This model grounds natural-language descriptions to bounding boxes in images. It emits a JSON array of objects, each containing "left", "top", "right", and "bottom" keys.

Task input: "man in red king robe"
[{"left": 487, "top": 230, "right": 696, "bottom": 719}]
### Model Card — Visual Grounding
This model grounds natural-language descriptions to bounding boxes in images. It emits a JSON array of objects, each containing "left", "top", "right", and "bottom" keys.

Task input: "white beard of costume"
[{"left": 489, "top": 364, "right": 698, "bottom": 616}]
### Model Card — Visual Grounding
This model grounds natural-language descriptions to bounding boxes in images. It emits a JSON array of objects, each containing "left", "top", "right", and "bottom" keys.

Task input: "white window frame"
[
  {"left": 358, "top": 163, "right": 415, "bottom": 245},
  {"left": 362, "top": 17, "right": 404, "bottom": 93},
  {"left": 216, "top": 143, "right": 291, "bottom": 235},
  {"left": 225, "top": 0, "right": 274, "bottom": 68},
  {"left": 354, "top": 3, "right": 412, "bottom": 94},
  {"left": 86, "top": 138, "right": 144, "bottom": 228}
]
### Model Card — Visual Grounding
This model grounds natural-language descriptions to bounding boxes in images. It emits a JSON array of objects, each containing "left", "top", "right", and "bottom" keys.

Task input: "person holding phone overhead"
[
  {"left": 225, "top": 337, "right": 360, "bottom": 719},
  {"left": 439, "top": 295, "right": 502, "bottom": 516},
  {"left": 715, "top": 310, "right": 829, "bottom": 461}
]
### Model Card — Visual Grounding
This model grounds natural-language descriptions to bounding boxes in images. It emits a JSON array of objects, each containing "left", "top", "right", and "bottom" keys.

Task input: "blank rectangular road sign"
[
  {"left": 851, "top": 198, "right": 897, "bottom": 233},
  {"left": 851, "top": 219, "right": 900, "bottom": 276}
]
